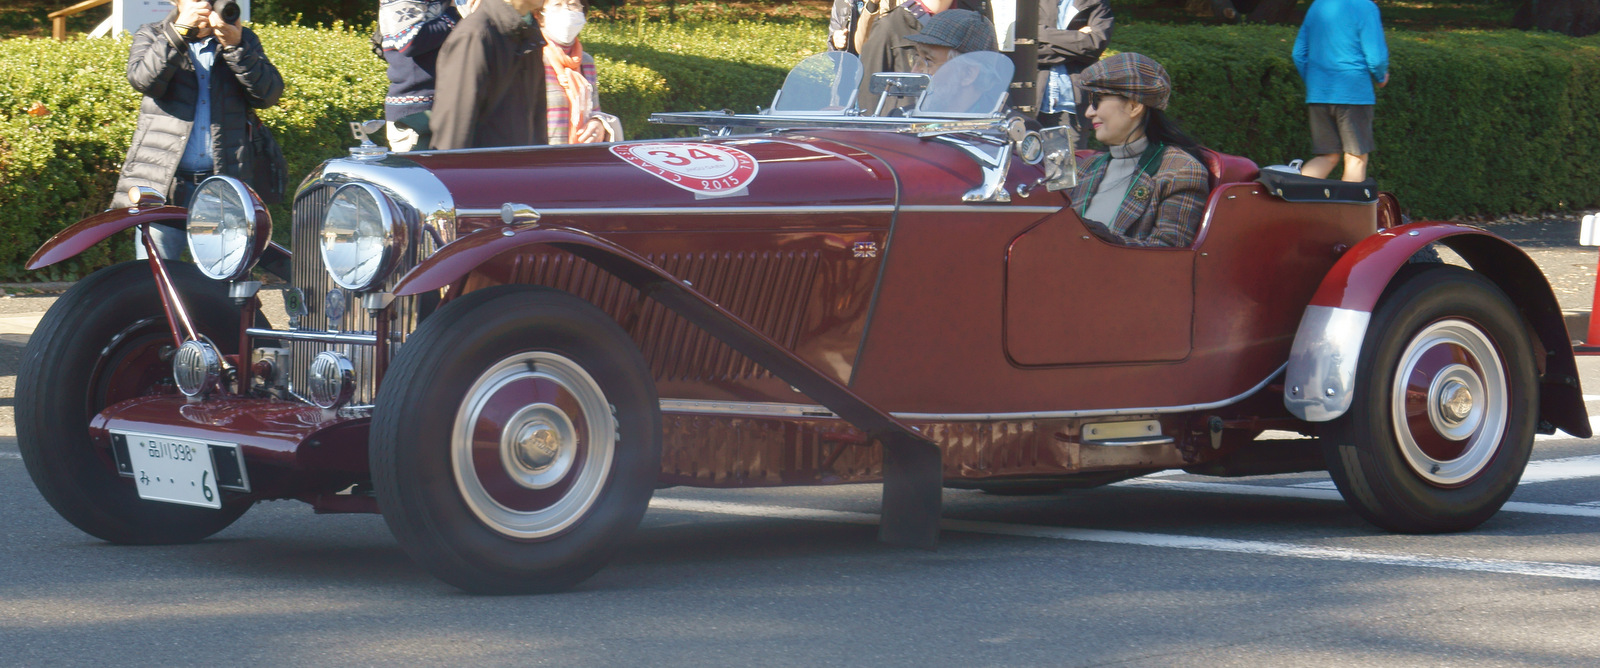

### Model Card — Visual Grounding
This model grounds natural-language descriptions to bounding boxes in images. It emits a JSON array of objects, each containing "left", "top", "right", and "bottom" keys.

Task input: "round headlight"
[
  {"left": 187, "top": 176, "right": 270, "bottom": 281},
  {"left": 321, "top": 183, "right": 405, "bottom": 292}
]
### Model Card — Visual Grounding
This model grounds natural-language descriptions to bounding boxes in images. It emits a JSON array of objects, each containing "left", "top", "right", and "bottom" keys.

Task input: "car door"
[{"left": 1003, "top": 210, "right": 1196, "bottom": 366}]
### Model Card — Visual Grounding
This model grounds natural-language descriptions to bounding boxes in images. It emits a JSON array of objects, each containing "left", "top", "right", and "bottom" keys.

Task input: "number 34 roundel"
[{"left": 610, "top": 143, "right": 759, "bottom": 199}]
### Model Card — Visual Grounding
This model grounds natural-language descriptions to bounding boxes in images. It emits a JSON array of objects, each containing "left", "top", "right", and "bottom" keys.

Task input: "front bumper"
[{"left": 90, "top": 395, "right": 372, "bottom": 500}]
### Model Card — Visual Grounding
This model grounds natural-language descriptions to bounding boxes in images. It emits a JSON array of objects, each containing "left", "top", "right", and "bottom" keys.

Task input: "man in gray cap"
[{"left": 904, "top": 8, "right": 996, "bottom": 75}]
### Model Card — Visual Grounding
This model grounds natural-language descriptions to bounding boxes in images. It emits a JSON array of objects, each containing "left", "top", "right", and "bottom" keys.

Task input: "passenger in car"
[
  {"left": 1066, "top": 52, "right": 1210, "bottom": 248},
  {"left": 905, "top": 8, "right": 996, "bottom": 76}
]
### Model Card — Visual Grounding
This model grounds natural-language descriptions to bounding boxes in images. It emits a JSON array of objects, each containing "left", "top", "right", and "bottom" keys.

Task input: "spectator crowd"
[{"left": 111, "top": 0, "right": 1388, "bottom": 253}]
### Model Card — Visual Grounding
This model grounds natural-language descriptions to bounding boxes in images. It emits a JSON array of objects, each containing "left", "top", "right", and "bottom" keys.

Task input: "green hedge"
[
  {"left": 0, "top": 20, "right": 1597, "bottom": 281},
  {"left": 1115, "top": 24, "right": 1600, "bottom": 219}
]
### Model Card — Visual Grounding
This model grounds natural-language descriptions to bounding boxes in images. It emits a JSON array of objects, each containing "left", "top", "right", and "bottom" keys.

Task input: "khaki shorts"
[{"left": 1308, "top": 104, "right": 1375, "bottom": 156}]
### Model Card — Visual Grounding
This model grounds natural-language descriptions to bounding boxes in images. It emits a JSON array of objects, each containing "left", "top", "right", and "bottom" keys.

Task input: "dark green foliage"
[
  {"left": 1, "top": 20, "right": 1596, "bottom": 281},
  {"left": 251, "top": 0, "right": 377, "bottom": 28},
  {"left": 1114, "top": 24, "right": 1600, "bottom": 218}
]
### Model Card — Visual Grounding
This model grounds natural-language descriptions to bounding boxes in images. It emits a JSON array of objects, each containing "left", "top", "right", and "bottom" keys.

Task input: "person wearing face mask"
[
  {"left": 541, "top": 0, "right": 612, "bottom": 144},
  {"left": 431, "top": 0, "right": 547, "bottom": 150},
  {"left": 1065, "top": 52, "right": 1210, "bottom": 248}
]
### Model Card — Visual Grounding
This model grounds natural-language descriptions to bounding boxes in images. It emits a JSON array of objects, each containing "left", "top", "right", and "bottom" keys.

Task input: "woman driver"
[{"left": 1067, "top": 53, "right": 1210, "bottom": 248}]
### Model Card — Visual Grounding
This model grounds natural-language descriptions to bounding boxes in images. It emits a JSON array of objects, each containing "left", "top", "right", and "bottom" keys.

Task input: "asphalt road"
[{"left": 4, "top": 224, "right": 1600, "bottom": 666}]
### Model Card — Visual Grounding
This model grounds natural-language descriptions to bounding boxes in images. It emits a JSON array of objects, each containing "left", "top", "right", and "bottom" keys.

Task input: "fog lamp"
[
  {"left": 173, "top": 340, "right": 223, "bottom": 397},
  {"left": 307, "top": 352, "right": 356, "bottom": 408}
]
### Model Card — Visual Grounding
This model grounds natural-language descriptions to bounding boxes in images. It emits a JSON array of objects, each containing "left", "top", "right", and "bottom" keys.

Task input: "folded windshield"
[{"left": 768, "top": 51, "right": 1011, "bottom": 119}]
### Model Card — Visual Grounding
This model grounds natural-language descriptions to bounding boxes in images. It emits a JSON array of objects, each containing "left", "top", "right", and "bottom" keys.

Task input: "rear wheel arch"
[{"left": 1285, "top": 225, "right": 1585, "bottom": 438}]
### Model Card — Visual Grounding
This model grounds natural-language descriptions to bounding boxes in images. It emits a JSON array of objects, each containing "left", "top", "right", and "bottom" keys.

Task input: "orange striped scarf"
[{"left": 543, "top": 39, "right": 593, "bottom": 144}]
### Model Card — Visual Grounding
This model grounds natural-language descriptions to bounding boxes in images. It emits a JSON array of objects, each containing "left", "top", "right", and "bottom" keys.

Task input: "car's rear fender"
[
  {"left": 393, "top": 223, "right": 944, "bottom": 548},
  {"left": 1284, "top": 221, "right": 1589, "bottom": 438}
]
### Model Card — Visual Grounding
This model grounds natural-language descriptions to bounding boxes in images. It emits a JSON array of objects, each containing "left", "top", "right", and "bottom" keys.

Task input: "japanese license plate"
[{"left": 123, "top": 433, "right": 224, "bottom": 509}]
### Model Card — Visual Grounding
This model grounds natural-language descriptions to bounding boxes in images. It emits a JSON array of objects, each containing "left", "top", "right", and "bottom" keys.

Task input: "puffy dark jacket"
[{"left": 110, "top": 11, "right": 283, "bottom": 208}]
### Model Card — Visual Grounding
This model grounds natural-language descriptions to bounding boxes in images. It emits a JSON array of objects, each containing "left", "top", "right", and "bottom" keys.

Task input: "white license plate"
[{"left": 123, "top": 433, "right": 224, "bottom": 509}]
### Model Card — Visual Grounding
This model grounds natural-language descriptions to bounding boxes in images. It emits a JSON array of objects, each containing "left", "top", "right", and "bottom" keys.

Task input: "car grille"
[{"left": 286, "top": 185, "right": 426, "bottom": 406}]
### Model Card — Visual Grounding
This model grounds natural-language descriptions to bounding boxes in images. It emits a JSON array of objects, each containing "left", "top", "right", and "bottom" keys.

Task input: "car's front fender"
[
  {"left": 28, "top": 205, "right": 189, "bottom": 270},
  {"left": 1284, "top": 222, "right": 1589, "bottom": 439},
  {"left": 29, "top": 205, "right": 293, "bottom": 280}
]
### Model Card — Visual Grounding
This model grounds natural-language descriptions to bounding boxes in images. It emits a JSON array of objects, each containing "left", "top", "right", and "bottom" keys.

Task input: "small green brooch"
[{"left": 1131, "top": 184, "right": 1151, "bottom": 202}]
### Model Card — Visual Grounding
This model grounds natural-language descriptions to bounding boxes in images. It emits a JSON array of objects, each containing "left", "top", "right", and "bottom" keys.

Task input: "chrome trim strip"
[
  {"left": 660, "top": 399, "right": 841, "bottom": 418},
  {"left": 893, "top": 365, "right": 1286, "bottom": 421},
  {"left": 247, "top": 328, "right": 379, "bottom": 345},
  {"left": 1083, "top": 437, "right": 1175, "bottom": 447},
  {"left": 455, "top": 205, "right": 1059, "bottom": 218},
  {"left": 659, "top": 365, "right": 1288, "bottom": 422},
  {"left": 1284, "top": 306, "right": 1371, "bottom": 422}
]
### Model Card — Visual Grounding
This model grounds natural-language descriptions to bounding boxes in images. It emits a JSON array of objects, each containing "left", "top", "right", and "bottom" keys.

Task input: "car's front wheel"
[
  {"left": 1323, "top": 265, "right": 1537, "bottom": 533},
  {"left": 17, "top": 261, "right": 253, "bottom": 544},
  {"left": 371, "top": 286, "right": 661, "bottom": 593}
]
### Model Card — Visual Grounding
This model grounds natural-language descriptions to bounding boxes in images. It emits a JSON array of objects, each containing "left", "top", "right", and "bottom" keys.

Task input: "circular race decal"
[{"left": 609, "top": 143, "right": 759, "bottom": 198}]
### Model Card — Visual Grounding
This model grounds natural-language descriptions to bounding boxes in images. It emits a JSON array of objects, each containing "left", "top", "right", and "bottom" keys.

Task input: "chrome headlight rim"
[
  {"left": 185, "top": 176, "right": 271, "bottom": 282},
  {"left": 320, "top": 182, "right": 407, "bottom": 292}
]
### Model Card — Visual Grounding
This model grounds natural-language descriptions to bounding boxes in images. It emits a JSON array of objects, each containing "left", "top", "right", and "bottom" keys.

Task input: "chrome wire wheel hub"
[
  {"left": 1392, "top": 319, "right": 1508, "bottom": 487},
  {"left": 452, "top": 352, "right": 616, "bottom": 539}
]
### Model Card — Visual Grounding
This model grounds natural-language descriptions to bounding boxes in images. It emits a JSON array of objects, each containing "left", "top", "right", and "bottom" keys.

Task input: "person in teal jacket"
[{"left": 1292, "top": 0, "right": 1389, "bottom": 183}]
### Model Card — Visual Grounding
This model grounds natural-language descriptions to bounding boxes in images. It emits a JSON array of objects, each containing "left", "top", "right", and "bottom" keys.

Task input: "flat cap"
[
  {"left": 1078, "top": 52, "right": 1172, "bottom": 110},
  {"left": 905, "top": 9, "right": 997, "bottom": 55}
]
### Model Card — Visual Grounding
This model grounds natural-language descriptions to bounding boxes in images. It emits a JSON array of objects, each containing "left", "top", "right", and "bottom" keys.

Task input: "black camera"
[{"left": 211, "top": 0, "right": 242, "bottom": 24}]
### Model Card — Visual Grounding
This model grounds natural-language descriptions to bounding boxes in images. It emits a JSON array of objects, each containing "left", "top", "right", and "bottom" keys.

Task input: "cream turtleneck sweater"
[{"left": 1082, "top": 135, "right": 1151, "bottom": 227}]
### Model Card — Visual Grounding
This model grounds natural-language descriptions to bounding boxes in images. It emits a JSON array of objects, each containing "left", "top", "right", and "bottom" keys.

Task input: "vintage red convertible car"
[{"left": 18, "top": 52, "right": 1590, "bottom": 593}]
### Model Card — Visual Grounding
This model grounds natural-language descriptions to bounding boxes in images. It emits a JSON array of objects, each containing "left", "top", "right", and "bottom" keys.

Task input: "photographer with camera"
[{"left": 111, "top": 0, "right": 284, "bottom": 259}]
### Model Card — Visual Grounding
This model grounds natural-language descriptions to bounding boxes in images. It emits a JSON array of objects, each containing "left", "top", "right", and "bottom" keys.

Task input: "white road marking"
[
  {"left": 1116, "top": 478, "right": 1600, "bottom": 518},
  {"left": 650, "top": 497, "right": 1600, "bottom": 581},
  {"left": 1521, "top": 454, "right": 1600, "bottom": 483},
  {"left": 0, "top": 452, "right": 19, "bottom": 460},
  {"left": 1289, "top": 453, "right": 1600, "bottom": 490}
]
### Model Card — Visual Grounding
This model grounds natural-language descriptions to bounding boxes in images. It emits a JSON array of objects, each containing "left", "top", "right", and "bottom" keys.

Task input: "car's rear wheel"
[
  {"left": 17, "top": 261, "right": 253, "bottom": 544},
  {"left": 1322, "top": 265, "right": 1536, "bottom": 533},
  {"left": 371, "top": 286, "right": 661, "bottom": 594}
]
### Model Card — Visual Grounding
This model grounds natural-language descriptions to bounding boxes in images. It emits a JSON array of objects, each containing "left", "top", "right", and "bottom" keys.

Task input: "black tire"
[
  {"left": 371, "top": 286, "right": 661, "bottom": 594},
  {"left": 17, "top": 261, "right": 253, "bottom": 544},
  {"left": 1322, "top": 265, "right": 1537, "bottom": 533}
]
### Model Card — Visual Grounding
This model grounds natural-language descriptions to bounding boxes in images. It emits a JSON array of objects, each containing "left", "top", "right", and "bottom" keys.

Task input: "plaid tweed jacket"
[{"left": 1068, "top": 145, "right": 1210, "bottom": 247}]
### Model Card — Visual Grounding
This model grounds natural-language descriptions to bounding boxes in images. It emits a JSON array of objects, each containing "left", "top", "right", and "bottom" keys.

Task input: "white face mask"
[{"left": 541, "top": 8, "right": 586, "bottom": 45}]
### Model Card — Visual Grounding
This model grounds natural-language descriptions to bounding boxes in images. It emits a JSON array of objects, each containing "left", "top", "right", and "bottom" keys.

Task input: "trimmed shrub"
[
  {"left": 0, "top": 20, "right": 1596, "bottom": 281},
  {"left": 1114, "top": 24, "right": 1600, "bottom": 219}
]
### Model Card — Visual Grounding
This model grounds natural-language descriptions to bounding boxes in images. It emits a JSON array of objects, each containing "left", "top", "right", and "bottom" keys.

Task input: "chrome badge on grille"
[{"left": 325, "top": 288, "right": 348, "bottom": 322}]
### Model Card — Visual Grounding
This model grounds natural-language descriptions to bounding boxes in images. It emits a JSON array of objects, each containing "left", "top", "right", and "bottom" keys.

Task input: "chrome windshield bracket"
[{"left": 933, "top": 134, "right": 1013, "bottom": 204}]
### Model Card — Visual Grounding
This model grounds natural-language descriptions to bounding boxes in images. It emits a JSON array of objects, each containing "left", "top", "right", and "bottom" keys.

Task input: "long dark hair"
[{"left": 1143, "top": 108, "right": 1207, "bottom": 163}]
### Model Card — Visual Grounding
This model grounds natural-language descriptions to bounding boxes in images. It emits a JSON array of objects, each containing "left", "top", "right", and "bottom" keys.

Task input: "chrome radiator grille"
[{"left": 286, "top": 185, "right": 424, "bottom": 405}]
